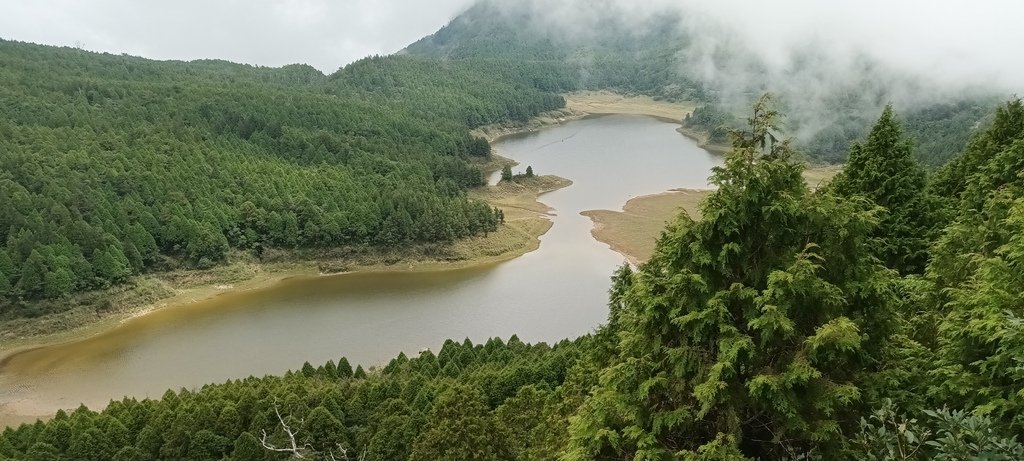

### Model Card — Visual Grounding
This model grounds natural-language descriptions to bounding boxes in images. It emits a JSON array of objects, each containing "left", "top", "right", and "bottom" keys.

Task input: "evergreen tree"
[
  {"left": 500, "top": 164, "right": 513, "bottom": 181},
  {"left": 932, "top": 97, "right": 1024, "bottom": 210},
  {"left": 17, "top": 249, "right": 48, "bottom": 297},
  {"left": 565, "top": 96, "right": 897, "bottom": 459},
  {"left": 408, "top": 384, "right": 512, "bottom": 461},
  {"left": 43, "top": 267, "right": 75, "bottom": 299},
  {"left": 925, "top": 105, "right": 1024, "bottom": 430},
  {"left": 830, "top": 105, "right": 938, "bottom": 274},
  {"left": 525, "top": 165, "right": 534, "bottom": 177},
  {"left": 0, "top": 250, "right": 15, "bottom": 290},
  {"left": 302, "top": 406, "right": 349, "bottom": 454},
  {"left": 92, "top": 247, "right": 131, "bottom": 284},
  {"left": 24, "top": 443, "right": 60, "bottom": 461},
  {"left": 231, "top": 432, "right": 264, "bottom": 461},
  {"left": 337, "top": 357, "right": 354, "bottom": 378}
]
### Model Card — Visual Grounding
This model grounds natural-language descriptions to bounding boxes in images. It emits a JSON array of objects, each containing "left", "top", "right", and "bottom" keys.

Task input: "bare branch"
[{"left": 259, "top": 401, "right": 309, "bottom": 459}]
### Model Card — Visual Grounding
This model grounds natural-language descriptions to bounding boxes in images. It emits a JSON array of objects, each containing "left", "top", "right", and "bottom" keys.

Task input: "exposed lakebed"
[{"left": 0, "top": 114, "right": 721, "bottom": 422}]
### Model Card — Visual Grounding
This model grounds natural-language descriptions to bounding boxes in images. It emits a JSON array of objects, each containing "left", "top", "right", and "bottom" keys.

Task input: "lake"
[{"left": 0, "top": 114, "right": 721, "bottom": 421}]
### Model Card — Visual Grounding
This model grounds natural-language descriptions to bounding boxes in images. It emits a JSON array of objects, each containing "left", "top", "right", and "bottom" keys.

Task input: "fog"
[
  {"left": 2, "top": 0, "right": 1018, "bottom": 96},
  {"left": 682, "top": 0, "right": 1022, "bottom": 93}
]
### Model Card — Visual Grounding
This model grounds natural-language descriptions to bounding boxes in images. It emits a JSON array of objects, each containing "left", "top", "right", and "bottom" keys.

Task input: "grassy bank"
[{"left": 583, "top": 167, "right": 842, "bottom": 263}]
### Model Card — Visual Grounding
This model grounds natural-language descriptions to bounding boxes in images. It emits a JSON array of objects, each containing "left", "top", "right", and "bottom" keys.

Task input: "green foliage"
[
  {"left": 853, "top": 400, "right": 1024, "bottom": 460},
  {"left": 408, "top": 384, "right": 512, "bottom": 461},
  {"left": 0, "top": 38, "right": 556, "bottom": 309},
  {"left": 829, "top": 105, "right": 939, "bottom": 274},
  {"left": 931, "top": 98, "right": 1024, "bottom": 210},
  {"left": 564, "top": 96, "right": 897, "bottom": 459},
  {"left": 0, "top": 337, "right": 587, "bottom": 461},
  {"left": 683, "top": 104, "right": 739, "bottom": 144}
]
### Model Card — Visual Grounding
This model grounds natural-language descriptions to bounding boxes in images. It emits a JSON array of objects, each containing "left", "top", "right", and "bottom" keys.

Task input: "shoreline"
[
  {"left": 0, "top": 91, "right": 702, "bottom": 427},
  {"left": 0, "top": 91, "right": 703, "bottom": 363},
  {"left": 472, "top": 90, "right": 700, "bottom": 143},
  {"left": 582, "top": 189, "right": 708, "bottom": 265},
  {"left": 0, "top": 171, "right": 571, "bottom": 361},
  {"left": 581, "top": 166, "right": 843, "bottom": 264}
]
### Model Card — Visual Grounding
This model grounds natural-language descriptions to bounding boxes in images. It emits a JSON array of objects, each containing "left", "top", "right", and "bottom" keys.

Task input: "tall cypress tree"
[
  {"left": 830, "top": 104, "right": 937, "bottom": 275},
  {"left": 565, "top": 96, "right": 897, "bottom": 460}
]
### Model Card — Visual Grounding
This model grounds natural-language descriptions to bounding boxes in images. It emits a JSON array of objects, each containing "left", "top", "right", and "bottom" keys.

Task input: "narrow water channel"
[{"left": 0, "top": 114, "right": 721, "bottom": 420}]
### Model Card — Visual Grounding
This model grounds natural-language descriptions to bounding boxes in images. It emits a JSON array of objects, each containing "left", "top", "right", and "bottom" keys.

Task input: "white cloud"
[
  {"left": 0, "top": 0, "right": 1019, "bottom": 93},
  {"left": 0, "top": 0, "right": 476, "bottom": 72}
]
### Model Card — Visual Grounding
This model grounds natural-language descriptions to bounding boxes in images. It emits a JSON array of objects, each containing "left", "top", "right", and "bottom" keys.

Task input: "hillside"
[
  {"left": 407, "top": 0, "right": 1001, "bottom": 165},
  {"left": 0, "top": 40, "right": 569, "bottom": 317},
  {"left": 3, "top": 2, "right": 1024, "bottom": 459},
  {"left": 5, "top": 95, "right": 1024, "bottom": 460}
]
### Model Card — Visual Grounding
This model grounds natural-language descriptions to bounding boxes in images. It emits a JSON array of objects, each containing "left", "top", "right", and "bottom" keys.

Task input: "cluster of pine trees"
[
  {"left": 4, "top": 96, "right": 1024, "bottom": 460},
  {"left": 0, "top": 336, "right": 591, "bottom": 461},
  {"left": 0, "top": 40, "right": 571, "bottom": 312}
]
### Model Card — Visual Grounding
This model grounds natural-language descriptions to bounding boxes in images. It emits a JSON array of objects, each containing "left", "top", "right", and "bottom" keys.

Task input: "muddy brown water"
[{"left": 0, "top": 114, "right": 721, "bottom": 423}]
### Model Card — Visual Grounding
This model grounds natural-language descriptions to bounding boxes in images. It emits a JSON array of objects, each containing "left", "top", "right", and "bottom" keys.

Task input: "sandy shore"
[
  {"left": 582, "top": 167, "right": 842, "bottom": 264},
  {"left": 582, "top": 189, "right": 706, "bottom": 265},
  {"left": 472, "top": 90, "right": 699, "bottom": 142}
]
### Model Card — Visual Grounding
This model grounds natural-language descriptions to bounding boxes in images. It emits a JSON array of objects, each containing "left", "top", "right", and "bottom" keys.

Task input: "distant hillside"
[
  {"left": 0, "top": 39, "right": 565, "bottom": 313},
  {"left": 408, "top": 0, "right": 1001, "bottom": 164}
]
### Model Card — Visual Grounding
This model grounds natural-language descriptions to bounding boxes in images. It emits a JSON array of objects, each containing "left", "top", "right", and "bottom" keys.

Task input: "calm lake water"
[{"left": 0, "top": 114, "right": 721, "bottom": 420}]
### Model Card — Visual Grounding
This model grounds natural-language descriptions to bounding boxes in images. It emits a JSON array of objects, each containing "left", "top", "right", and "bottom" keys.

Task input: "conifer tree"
[
  {"left": 925, "top": 98, "right": 1024, "bottom": 431},
  {"left": 408, "top": 385, "right": 511, "bottom": 461},
  {"left": 565, "top": 95, "right": 897, "bottom": 460},
  {"left": 17, "top": 249, "right": 48, "bottom": 297},
  {"left": 830, "top": 105, "right": 937, "bottom": 274}
]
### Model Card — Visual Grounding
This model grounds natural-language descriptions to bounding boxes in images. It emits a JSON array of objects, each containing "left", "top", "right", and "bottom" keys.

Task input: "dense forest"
[
  {"left": 0, "top": 0, "right": 1001, "bottom": 313},
  {"left": 408, "top": 0, "right": 999, "bottom": 165},
  {"left": 0, "top": 40, "right": 571, "bottom": 313},
  {"left": 5, "top": 95, "right": 1024, "bottom": 460},
  {"left": 4, "top": 1, "right": 1024, "bottom": 459}
]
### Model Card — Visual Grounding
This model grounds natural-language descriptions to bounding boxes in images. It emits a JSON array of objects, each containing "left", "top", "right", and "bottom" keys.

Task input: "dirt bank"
[{"left": 582, "top": 166, "right": 842, "bottom": 264}]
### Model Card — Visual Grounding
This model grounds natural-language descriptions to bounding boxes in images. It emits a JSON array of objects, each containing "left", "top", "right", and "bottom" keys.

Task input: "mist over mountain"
[{"left": 409, "top": 0, "right": 1010, "bottom": 164}]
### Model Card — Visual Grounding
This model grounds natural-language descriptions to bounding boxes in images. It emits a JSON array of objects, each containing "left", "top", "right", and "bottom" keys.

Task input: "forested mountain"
[
  {"left": 6, "top": 95, "right": 1024, "bottom": 460},
  {"left": 407, "top": 0, "right": 1001, "bottom": 165},
  {"left": 0, "top": 40, "right": 570, "bottom": 312},
  {"left": 4, "top": 1, "right": 1024, "bottom": 459}
]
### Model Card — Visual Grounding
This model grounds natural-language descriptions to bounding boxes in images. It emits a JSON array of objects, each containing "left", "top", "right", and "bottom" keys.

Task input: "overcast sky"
[
  {"left": 0, "top": 0, "right": 1021, "bottom": 91},
  {"left": 0, "top": 0, "right": 475, "bottom": 73}
]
